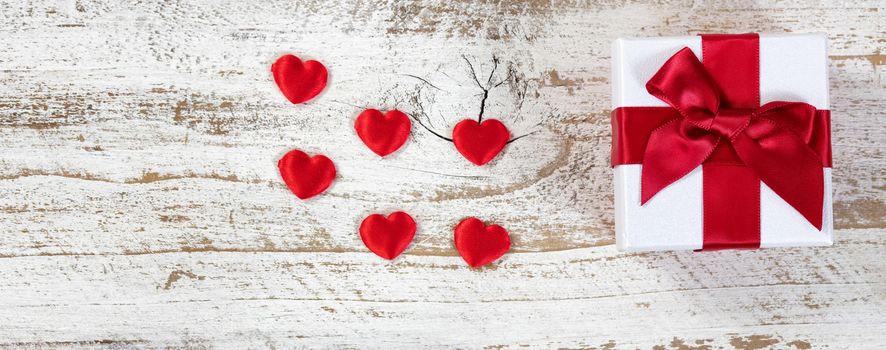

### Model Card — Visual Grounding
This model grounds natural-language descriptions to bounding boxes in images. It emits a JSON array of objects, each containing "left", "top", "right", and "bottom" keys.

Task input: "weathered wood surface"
[{"left": 0, "top": 1, "right": 883, "bottom": 349}]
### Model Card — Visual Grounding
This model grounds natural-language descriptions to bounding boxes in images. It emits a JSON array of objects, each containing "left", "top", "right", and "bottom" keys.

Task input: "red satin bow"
[{"left": 640, "top": 47, "right": 825, "bottom": 230}]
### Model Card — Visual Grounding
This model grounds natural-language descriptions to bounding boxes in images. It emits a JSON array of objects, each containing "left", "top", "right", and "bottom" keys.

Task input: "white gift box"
[{"left": 612, "top": 33, "right": 833, "bottom": 252}]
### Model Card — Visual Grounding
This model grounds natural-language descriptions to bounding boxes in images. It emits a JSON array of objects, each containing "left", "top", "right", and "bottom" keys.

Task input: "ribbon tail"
[
  {"left": 733, "top": 116, "right": 825, "bottom": 230},
  {"left": 641, "top": 118, "right": 719, "bottom": 204}
]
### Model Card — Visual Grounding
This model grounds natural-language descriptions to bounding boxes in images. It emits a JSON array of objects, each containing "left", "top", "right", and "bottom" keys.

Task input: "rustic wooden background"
[{"left": 1, "top": 1, "right": 883, "bottom": 349}]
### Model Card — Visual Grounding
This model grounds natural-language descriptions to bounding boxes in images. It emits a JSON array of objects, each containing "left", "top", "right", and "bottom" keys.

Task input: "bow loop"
[
  {"left": 754, "top": 101, "right": 818, "bottom": 125},
  {"left": 645, "top": 47, "right": 721, "bottom": 128}
]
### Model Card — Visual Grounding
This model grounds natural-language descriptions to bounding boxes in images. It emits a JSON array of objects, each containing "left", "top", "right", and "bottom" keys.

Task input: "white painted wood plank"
[{"left": 0, "top": 229, "right": 884, "bottom": 348}]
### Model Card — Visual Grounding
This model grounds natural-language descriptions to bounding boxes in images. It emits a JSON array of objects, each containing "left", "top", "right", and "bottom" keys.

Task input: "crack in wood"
[{"left": 404, "top": 54, "right": 537, "bottom": 143}]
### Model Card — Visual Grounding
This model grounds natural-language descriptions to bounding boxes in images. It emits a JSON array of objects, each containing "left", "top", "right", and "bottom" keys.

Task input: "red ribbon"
[{"left": 611, "top": 34, "right": 832, "bottom": 250}]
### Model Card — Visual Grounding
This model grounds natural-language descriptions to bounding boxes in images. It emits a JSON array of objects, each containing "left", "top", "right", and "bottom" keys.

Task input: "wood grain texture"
[{"left": 0, "top": 0, "right": 883, "bottom": 348}]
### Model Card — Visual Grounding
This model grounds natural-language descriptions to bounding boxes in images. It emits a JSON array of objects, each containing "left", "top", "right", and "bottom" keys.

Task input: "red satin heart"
[
  {"left": 355, "top": 109, "right": 411, "bottom": 157},
  {"left": 271, "top": 54, "right": 328, "bottom": 104},
  {"left": 277, "top": 149, "right": 336, "bottom": 199},
  {"left": 359, "top": 211, "right": 416, "bottom": 260},
  {"left": 452, "top": 119, "right": 510, "bottom": 165},
  {"left": 453, "top": 217, "right": 511, "bottom": 268}
]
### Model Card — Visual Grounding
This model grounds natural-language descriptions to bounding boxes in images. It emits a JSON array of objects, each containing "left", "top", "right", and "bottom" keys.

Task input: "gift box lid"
[{"left": 611, "top": 33, "right": 833, "bottom": 252}]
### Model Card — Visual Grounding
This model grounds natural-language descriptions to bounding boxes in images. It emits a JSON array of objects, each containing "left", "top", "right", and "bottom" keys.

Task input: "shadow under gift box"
[{"left": 611, "top": 33, "right": 833, "bottom": 252}]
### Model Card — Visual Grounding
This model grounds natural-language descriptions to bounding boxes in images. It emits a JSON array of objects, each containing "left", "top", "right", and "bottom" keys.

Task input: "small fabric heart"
[
  {"left": 355, "top": 109, "right": 411, "bottom": 157},
  {"left": 278, "top": 149, "right": 336, "bottom": 199},
  {"left": 454, "top": 217, "right": 511, "bottom": 268},
  {"left": 452, "top": 119, "right": 511, "bottom": 165},
  {"left": 359, "top": 211, "right": 417, "bottom": 260},
  {"left": 271, "top": 54, "right": 328, "bottom": 104}
]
